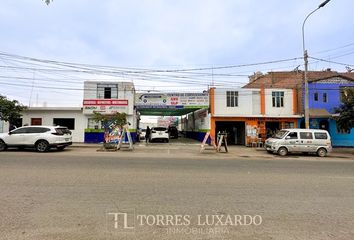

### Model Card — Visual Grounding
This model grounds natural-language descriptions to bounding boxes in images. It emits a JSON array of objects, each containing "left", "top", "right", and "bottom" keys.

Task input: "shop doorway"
[
  {"left": 215, "top": 121, "right": 245, "bottom": 145},
  {"left": 319, "top": 119, "right": 329, "bottom": 131},
  {"left": 265, "top": 121, "right": 280, "bottom": 138}
]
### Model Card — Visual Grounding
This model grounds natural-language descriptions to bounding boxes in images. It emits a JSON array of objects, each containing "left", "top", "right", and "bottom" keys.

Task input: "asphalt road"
[{"left": 0, "top": 148, "right": 353, "bottom": 240}]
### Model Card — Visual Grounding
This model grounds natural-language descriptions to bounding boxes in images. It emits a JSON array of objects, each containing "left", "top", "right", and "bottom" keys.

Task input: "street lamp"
[{"left": 302, "top": 0, "right": 331, "bottom": 129}]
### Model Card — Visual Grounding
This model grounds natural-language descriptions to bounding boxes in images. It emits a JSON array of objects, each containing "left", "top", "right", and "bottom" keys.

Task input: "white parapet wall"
[
  {"left": 21, "top": 107, "right": 86, "bottom": 142},
  {"left": 213, "top": 88, "right": 261, "bottom": 117}
]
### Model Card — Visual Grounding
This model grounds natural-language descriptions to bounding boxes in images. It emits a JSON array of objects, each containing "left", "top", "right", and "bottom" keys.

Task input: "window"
[
  {"left": 10, "top": 118, "right": 22, "bottom": 130},
  {"left": 226, "top": 91, "right": 238, "bottom": 107},
  {"left": 55, "top": 127, "right": 72, "bottom": 135},
  {"left": 322, "top": 93, "right": 327, "bottom": 103},
  {"left": 87, "top": 118, "right": 101, "bottom": 129},
  {"left": 274, "top": 130, "right": 288, "bottom": 139},
  {"left": 272, "top": 91, "right": 284, "bottom": 107},
  {"left": 31, "top": 118, "right": 42, "bottom": 126},
  {"left": 25, "top": 127, "right": 50, "bottom": 133},
  {"left": 300, "top": 132, "right": 313, "bottom": 139},
  {"left": 314, "top": 132, "right": 328, "bottom": 139},
  {"left": 287, "top": 132, "right": 298, "bottom": 139},
  {"left": 53, "top": 118, "right": 75, "bottom": 130},
  {"left": 10, "top": 128, "right": 27, "bottom": 134},
  {"left": 97, "top": 84, "right": 118, "bottom": 99},
  {"left": 314, "top": 92, "right": 318, "bottom": 101},
  {"left": 104, "top": 87, "right": 111, "bottom": 98},
  {"left": 284, "top": 122, "right": 295, "bottom": 129},
  {"left": 153, "top": 127, "right": 167, "bottom": 131}
]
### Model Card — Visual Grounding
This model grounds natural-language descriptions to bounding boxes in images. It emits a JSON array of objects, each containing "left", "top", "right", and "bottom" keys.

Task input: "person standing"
[{"left": 145, "top": 126, "right": 151, "bottom": 143}]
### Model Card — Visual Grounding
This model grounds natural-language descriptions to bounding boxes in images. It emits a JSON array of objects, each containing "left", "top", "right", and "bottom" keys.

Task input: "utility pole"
[{"left": 302, "top": 0, "right": 331, "bottom": 129}]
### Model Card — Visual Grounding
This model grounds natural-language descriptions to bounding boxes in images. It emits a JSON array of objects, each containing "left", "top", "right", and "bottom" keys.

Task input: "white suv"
[
  {"left": 0, "top": 126, "right": 72, "bottom": 152},
  {"left": 150, "top": 127, "right": 169, "bottom": 143}
]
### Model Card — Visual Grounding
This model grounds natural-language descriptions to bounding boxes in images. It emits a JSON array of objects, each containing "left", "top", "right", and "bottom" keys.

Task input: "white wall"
[
  {"left": 20, "top": 109, "right": 86, "bottom": 142},
  {"left": 2, "top": 121, "right": 9, "bottom": 133},
  {"left": 83, "top": 81, "right": 135, "bottom": 115},
  {"left": 213, "top": 88, "right": 261, "bottom": 116},
  {"left": 265, "top": 89, "right": 294, "bottom": 116},
  {"left": 0, "top": 121, "right": 4, "bottom": 133},
  {"left": 183, "top": 109, "right": 210, "bottom": 132},
  {"left": 213, "top": 88, "right": 295, "bottom": 117},
  {"left": 194, "top": 109, "right": 210, "bottom": 131}
]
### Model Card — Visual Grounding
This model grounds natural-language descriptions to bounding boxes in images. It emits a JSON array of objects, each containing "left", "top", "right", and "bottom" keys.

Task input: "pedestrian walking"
[{"left": 145, "top": 126, "right": 151, "bottom": 143}]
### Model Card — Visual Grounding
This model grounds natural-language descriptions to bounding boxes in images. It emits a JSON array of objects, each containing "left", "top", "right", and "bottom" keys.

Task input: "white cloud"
[{"left": 0, "top": 0, "right": 353, "bottom": 105}]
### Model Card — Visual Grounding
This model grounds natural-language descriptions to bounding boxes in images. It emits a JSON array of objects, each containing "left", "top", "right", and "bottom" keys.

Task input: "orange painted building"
[{"left": 210, "top": 87, "right": 300, "bottom": 146}]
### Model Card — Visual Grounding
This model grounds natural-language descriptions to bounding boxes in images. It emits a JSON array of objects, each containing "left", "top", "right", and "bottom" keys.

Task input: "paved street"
[{"left": 0, "top": 146, "right": 354, "bottom": 240}]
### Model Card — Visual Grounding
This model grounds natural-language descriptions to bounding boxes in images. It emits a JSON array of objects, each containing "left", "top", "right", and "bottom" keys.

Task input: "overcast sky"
[{"left": 0, "top": 0, "right": 353, "bottom": 106}]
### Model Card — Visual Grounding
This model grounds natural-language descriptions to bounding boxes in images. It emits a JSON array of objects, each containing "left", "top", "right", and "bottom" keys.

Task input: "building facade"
[
  {"left": 305, "top": 75, "right": 354, "bottom": 147},
  {"left": 82, "top": 81, "right": 137, "bottom": 143},
  {"left": 182, "top": 108, "right": 211, "bottom": 142},
  {"left": 0, "top": 81, "right": 138, "bottom": 143},
  {"left": 2, "top": 107, "right": 86, "bottom": 142},
  {"left": 244, "top": 70, "right": 354, "bottom": 147},
  {"left": 205, "top": 87, "right": 300, "bottom": 146}
]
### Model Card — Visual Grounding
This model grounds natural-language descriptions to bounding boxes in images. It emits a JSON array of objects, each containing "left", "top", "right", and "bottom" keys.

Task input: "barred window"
[
  {"left": 97, "top": 84, "right": 118, "bottom": 99},
  {"left": 226, "top": 91, "right": 238, "bottom": 107},
  {"left": 272, "top": 91, "right": 284, "bottom": 107}
]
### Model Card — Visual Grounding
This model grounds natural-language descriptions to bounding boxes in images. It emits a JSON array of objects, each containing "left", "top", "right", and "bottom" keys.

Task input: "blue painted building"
[{"left": 302, "top": 75, "right": 354, "bottom": 147}]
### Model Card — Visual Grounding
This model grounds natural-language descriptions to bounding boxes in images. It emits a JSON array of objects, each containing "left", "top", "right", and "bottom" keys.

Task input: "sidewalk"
[
  {"left": 70, "top": 142, "right": 353, "bottom": 159},
  {"left": 332, "top": 147, "right": 354, "bottom": 154}
]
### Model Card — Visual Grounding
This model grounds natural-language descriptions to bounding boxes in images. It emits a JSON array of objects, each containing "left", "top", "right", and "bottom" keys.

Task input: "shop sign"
[
  {"left": 135, "top": 93, "right": 209, "bottom": 108},
  {"left": 83, "top": 99, "right": 129, "bottom": 114}
]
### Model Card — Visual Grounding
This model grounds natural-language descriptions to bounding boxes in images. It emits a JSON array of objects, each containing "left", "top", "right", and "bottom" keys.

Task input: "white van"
[{"left": 265, "top": 129, "right": 332, "bottom": 157}]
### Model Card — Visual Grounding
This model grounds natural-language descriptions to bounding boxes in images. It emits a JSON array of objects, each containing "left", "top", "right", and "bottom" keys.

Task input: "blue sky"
[{"left": 0, "top": 0, "right": 353, "bottom": 106}]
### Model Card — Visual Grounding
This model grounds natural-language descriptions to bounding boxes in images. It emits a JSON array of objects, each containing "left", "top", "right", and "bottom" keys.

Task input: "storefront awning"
[{"left": 309, "top": 108, "right": 332, "bottom": 118}]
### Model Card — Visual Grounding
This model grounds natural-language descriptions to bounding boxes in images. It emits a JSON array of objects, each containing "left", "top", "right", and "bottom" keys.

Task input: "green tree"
[
  {"left": 334, "top": 88, "right": 354, "bottom": 131},
  {"left": 0, "top": 95, "right": 27, "bottom": 123},
  {"left": 92, "top": 112, "right": 127, "bottom": 130}
]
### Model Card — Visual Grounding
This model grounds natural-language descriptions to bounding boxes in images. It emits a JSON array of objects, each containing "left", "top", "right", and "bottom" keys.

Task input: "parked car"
[
  {"left": 150, "top": 127, "right": 169, "bottom": 143},
  {"left": 0, "top": 126, "right": 72, "bottom": 152},
  {"left": 168, "top": 126, "right": 179, "bottom": 139},
  {"left": 138, "top": 129, "right": 146, "bottom": 141},
  {"left": 265, "top": 128, "right": 332, "bottom": 157}
]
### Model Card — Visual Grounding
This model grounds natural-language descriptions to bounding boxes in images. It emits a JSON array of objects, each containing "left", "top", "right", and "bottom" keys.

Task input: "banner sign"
[
  {"left": 135, "top": 93, "right": 209, "bottom": 108},
  {"left": 157, "top": 116, "right": 179, "bottom": 127},
  {"left": 83, "top": 100, "right": 128, "bottom": 106},
  {"left": 83, "top": 99, "right": 129, "bottom": 114}
]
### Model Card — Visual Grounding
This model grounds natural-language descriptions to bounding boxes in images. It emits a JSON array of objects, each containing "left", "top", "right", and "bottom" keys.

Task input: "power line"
[
  {"left": 312, "top": 42, "right": 354, "bottom": 55},
  {"left": 309, "top": 57, "right": 354, "bottom": 67},
  {"left": 0, "top": 51, "right": 303, "bottom": 72}
]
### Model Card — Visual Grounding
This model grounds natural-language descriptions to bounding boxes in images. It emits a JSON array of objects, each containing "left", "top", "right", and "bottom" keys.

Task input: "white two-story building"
[
  {"left": 183, "top": 87, "right": 300, "bottom": 145},
  {"left": 82, "top": 81, "right": 137, "bottom": 142}
]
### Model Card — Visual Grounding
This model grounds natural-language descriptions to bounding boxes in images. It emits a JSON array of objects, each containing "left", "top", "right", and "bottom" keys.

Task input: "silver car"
[{"left": 265, "top": 129, "right": 332, "bottom": 157}]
